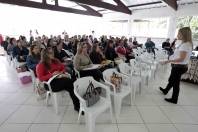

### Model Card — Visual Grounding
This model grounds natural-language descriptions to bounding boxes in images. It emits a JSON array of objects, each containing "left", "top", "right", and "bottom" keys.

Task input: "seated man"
[
  {"left": 145, "top": 38, "right": 157, "bottom": 57},
  {"left": 12, "top": 40, "right": 29, "bottom": 62},
  {"left": 162, "top": 38, "right": 171, "bottom": 50}
]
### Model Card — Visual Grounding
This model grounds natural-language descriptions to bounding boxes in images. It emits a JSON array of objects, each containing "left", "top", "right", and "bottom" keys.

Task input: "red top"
[
  {"left": 116, "top": 46, "right": 126, "bottom": 56},
  {"left": 0, "top": 34, "right": 3, "bottom": 45},
  {"left": 36, "top": 59, "right": 65, "bottom": 81}
]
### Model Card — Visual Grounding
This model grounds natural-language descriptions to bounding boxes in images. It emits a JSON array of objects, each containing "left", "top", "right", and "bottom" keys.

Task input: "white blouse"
[{"left": 171, "top": 42, "right": 192, "bottom": 65}]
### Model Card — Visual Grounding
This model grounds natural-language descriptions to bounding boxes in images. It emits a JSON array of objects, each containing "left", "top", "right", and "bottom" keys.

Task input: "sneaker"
[
  {"left": 164, "top": 98, "right": 177, "bottom": 104},
  {"left": 159, "top": 87, "right": 168, "bottom": 95}
]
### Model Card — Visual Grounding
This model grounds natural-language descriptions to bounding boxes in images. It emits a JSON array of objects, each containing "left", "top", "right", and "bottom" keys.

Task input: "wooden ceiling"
[{"left": 0, "top": 0, "right": 188, "bottom": 17}]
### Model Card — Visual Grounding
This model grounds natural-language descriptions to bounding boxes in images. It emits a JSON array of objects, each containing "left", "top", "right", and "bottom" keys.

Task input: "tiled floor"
[{"left": 0, "top": 54, "right": 198, "bottom": 132}]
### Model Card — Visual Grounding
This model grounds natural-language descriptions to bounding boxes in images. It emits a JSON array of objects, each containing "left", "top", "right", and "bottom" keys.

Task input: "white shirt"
[{"left": 171, "top": 42, "right": 192, "bottom": 65}]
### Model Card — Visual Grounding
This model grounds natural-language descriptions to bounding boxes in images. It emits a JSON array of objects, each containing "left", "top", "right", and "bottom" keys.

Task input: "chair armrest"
[
  {"left": 64, "top": 73, "right": 71, "bottom": 79},
  {"left": 94, "top": 81, "right": 111, "bottom": 100},
  {"left": 73, "top": 85, "right": 86, "bottom": 107},
  {"left": 103, "top": 79, "right": 116, "bottom": 95},
  {"left": 46, "top": 74, "right": 60, "bottom": 85}
]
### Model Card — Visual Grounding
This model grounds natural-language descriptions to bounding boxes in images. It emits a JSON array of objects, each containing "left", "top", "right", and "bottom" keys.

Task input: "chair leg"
[
  {"left": 133, "top": 85, "right": 136, "bottom": 101},
  {"left": 87, "top": 114, "right": 95, "bottom": 132},
  {"left": 53, "top": 93, "right": 59, "bottom": 114},
  {"left": 109, "top": 106, "right": 113, "bottom": 123},
  {"left": 77, "top": 108, "right": 83, "bottom": 124},
  {"left": 46, "top": 91, "right": 50, "bottom": 106},
  {"left": 114, "top": 97, "right": 122, "bottom": 118}
]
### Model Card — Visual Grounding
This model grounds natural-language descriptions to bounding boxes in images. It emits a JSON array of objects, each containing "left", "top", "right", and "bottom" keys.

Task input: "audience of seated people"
[
  {"left": 36, "top": 47, "right": 80, "bottom": 112},
  {"left": 2, "top": 33, "right": 172, "bottom": 112},
  {"left": 12, "top": 40, "right": 29, "bottom": 62}
]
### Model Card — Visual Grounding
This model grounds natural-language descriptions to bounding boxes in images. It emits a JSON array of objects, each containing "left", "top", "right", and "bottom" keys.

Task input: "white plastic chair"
[
  {"left": 73, "top": 77, "right": 113, "bottom": 132},
  {"left": 118, "top": 63, "right": 142, "bottom": 100},
  {"left": 29, "top": 69, "right": 40, "bottom": 93},
  {"left": 13, "top": 58, "right": 26, "bottom": 68},
  {"left": 103, "top": 69, "right": 132, "bottom": 118},
  {"left": 43, "top": 73, "right": 71, "bottom": 114},
  {"left": 73, "top": 67, "right": 80, "bottom": 78}
]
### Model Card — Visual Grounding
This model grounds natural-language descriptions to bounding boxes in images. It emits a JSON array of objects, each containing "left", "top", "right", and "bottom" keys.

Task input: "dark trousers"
[
  {"left": 164, "top": 65, "right": 188, "bottom": 102},
  {"left": 45, "top": 78, "right": 80, "bottom": 109},
  {"left": 80, "top": 69, "right": 104, "bottom": 82}
]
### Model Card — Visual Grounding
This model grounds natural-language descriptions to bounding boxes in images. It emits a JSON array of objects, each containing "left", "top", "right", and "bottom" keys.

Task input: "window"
[
  {"left": 131, "top": 17, "right": 168, "bottom": 38},
  {"left": 177, "top": 16, "right": 198, "bottom": 40}
]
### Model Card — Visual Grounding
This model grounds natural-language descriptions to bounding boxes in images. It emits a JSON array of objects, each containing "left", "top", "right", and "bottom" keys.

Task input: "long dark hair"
[
  {"left": 41, "top": 48, "right": 59, "bottom": 70},
  {"left": 104, "top": 40, "right": 113, "bottom": 53},
  {"left": 30, "top": 43, "right": 40, "bottom": 59}
]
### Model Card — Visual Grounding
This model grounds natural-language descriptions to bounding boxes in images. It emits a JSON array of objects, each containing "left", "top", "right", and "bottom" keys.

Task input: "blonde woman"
[
  {"left": 159, "top": 27, "right": 193, "bottom": 104},
  {"left": 74, "top": 42, "right": 104, "bottom": 81}
]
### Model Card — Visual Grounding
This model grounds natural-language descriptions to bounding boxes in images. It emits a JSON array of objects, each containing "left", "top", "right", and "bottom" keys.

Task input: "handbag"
[
  {"left": 110, "top": 72, "right": 122, "bottom": 93},
  {"left": 18, "top": 71, "right": 32, "bottom": 84},
  {"left": 83, "top": 81, "right": 100, "bottom": 107},
  {"left": 20, "top": 76, "right": 32, "bottom": 84}
]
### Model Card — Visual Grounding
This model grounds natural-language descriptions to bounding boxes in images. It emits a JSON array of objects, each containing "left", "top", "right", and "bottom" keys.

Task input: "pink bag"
[{"left": 20, "top": 76, "right": 32, "bottom": 84}]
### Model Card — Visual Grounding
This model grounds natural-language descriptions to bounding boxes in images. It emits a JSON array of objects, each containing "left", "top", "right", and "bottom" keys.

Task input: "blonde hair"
[
  {"left": 178, "top": 27, "right": 193, "bottom": 44},
  {"left": 76, "top": 42, "right": 87, "bottom": 55}
]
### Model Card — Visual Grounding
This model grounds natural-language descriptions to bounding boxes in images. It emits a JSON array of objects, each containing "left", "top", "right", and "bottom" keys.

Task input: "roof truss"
[
  {"left": 161, "top": 0, "right": 178, "bottom": 10},
  {"left": 0, "top": 0, "right": 102, "bottom": 17},
  {"left": 68, "top": 0, "right": 132, "bottom": 14}
]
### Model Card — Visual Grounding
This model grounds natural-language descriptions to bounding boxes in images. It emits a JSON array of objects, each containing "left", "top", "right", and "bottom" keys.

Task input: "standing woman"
[
  {"left": 159, "top": 27, "right": 193, "bottom": 104},
  {"left": 36, "top": 48, "right": 80, "bottom": 111}
]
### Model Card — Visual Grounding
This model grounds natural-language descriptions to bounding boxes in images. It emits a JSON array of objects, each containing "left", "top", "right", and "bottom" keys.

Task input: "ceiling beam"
[
  {"left": 128, "top": 1, "right": 162, "bottom": 8},
  {"left": 0, "top": 0, "right": 102, "bottom": 17},
  {"left": 162, "top": 0, "right": 178, "bottom": 10},
  {"left": 68, "top": 0, "right": 132, "bottom": 14}
]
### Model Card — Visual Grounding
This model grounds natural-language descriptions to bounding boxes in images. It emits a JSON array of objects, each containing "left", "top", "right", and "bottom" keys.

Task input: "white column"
[
  {"left": 167, "top": 16, "right": 177, "bottom": 40},
  {"left": 127, "top": 19, "right": 132, "bottom": 38}
]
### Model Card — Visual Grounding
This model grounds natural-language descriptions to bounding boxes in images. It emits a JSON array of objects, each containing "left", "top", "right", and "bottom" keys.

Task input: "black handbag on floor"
[{"left": 83, "top": 81, "right": 100, "bottom": 107}]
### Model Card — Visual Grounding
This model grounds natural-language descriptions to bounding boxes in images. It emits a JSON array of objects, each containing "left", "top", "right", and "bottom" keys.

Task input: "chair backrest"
[
  {"left": 102, "top": 68, "right": 117, "bottom": 82},
  {"left": 130, "top": 59, "right": 135, "bottom": 67},
  {"left": 73, "top": 76, "right": 94, "bottom": 98},
  {"left": 73, "top": 67, "right": 80, "bottom": 78},
  {"left": 29, "top": 69, "right": 36, "bottom": 82},
  {"left": 118, "top": 63, "right": 131, "bottom": 75}
]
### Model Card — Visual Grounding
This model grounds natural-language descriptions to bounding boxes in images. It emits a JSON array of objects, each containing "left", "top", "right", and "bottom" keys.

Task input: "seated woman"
[
  {"left": 26, "top": 43, "right": 40, "bottom": 75},
  {"left": 74, "top": 42, "right": 104, "bottom": 82},
  {"left": 116, "top": 40, "right": 134, "bottom": 63},
  {"left": 12, "top": 40, "right": 29, "bottom": 62},
  {"left": 7, "top": 37, "right": 16, "bottom": 56},
  {"left": 36, "top": 48, "right": 80, "bottom": 112},
  {"left": 104, "top": 40, "right": 118, "bottom": 61},
  {"left": 90, "top": 44, "right": 105, "bottom": 64},
  {"left": 53, "top": 40, "right": 74, "bottom": 76},
  {"left": 90, "top": 44, "right": 113, "bottom": 71}
]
